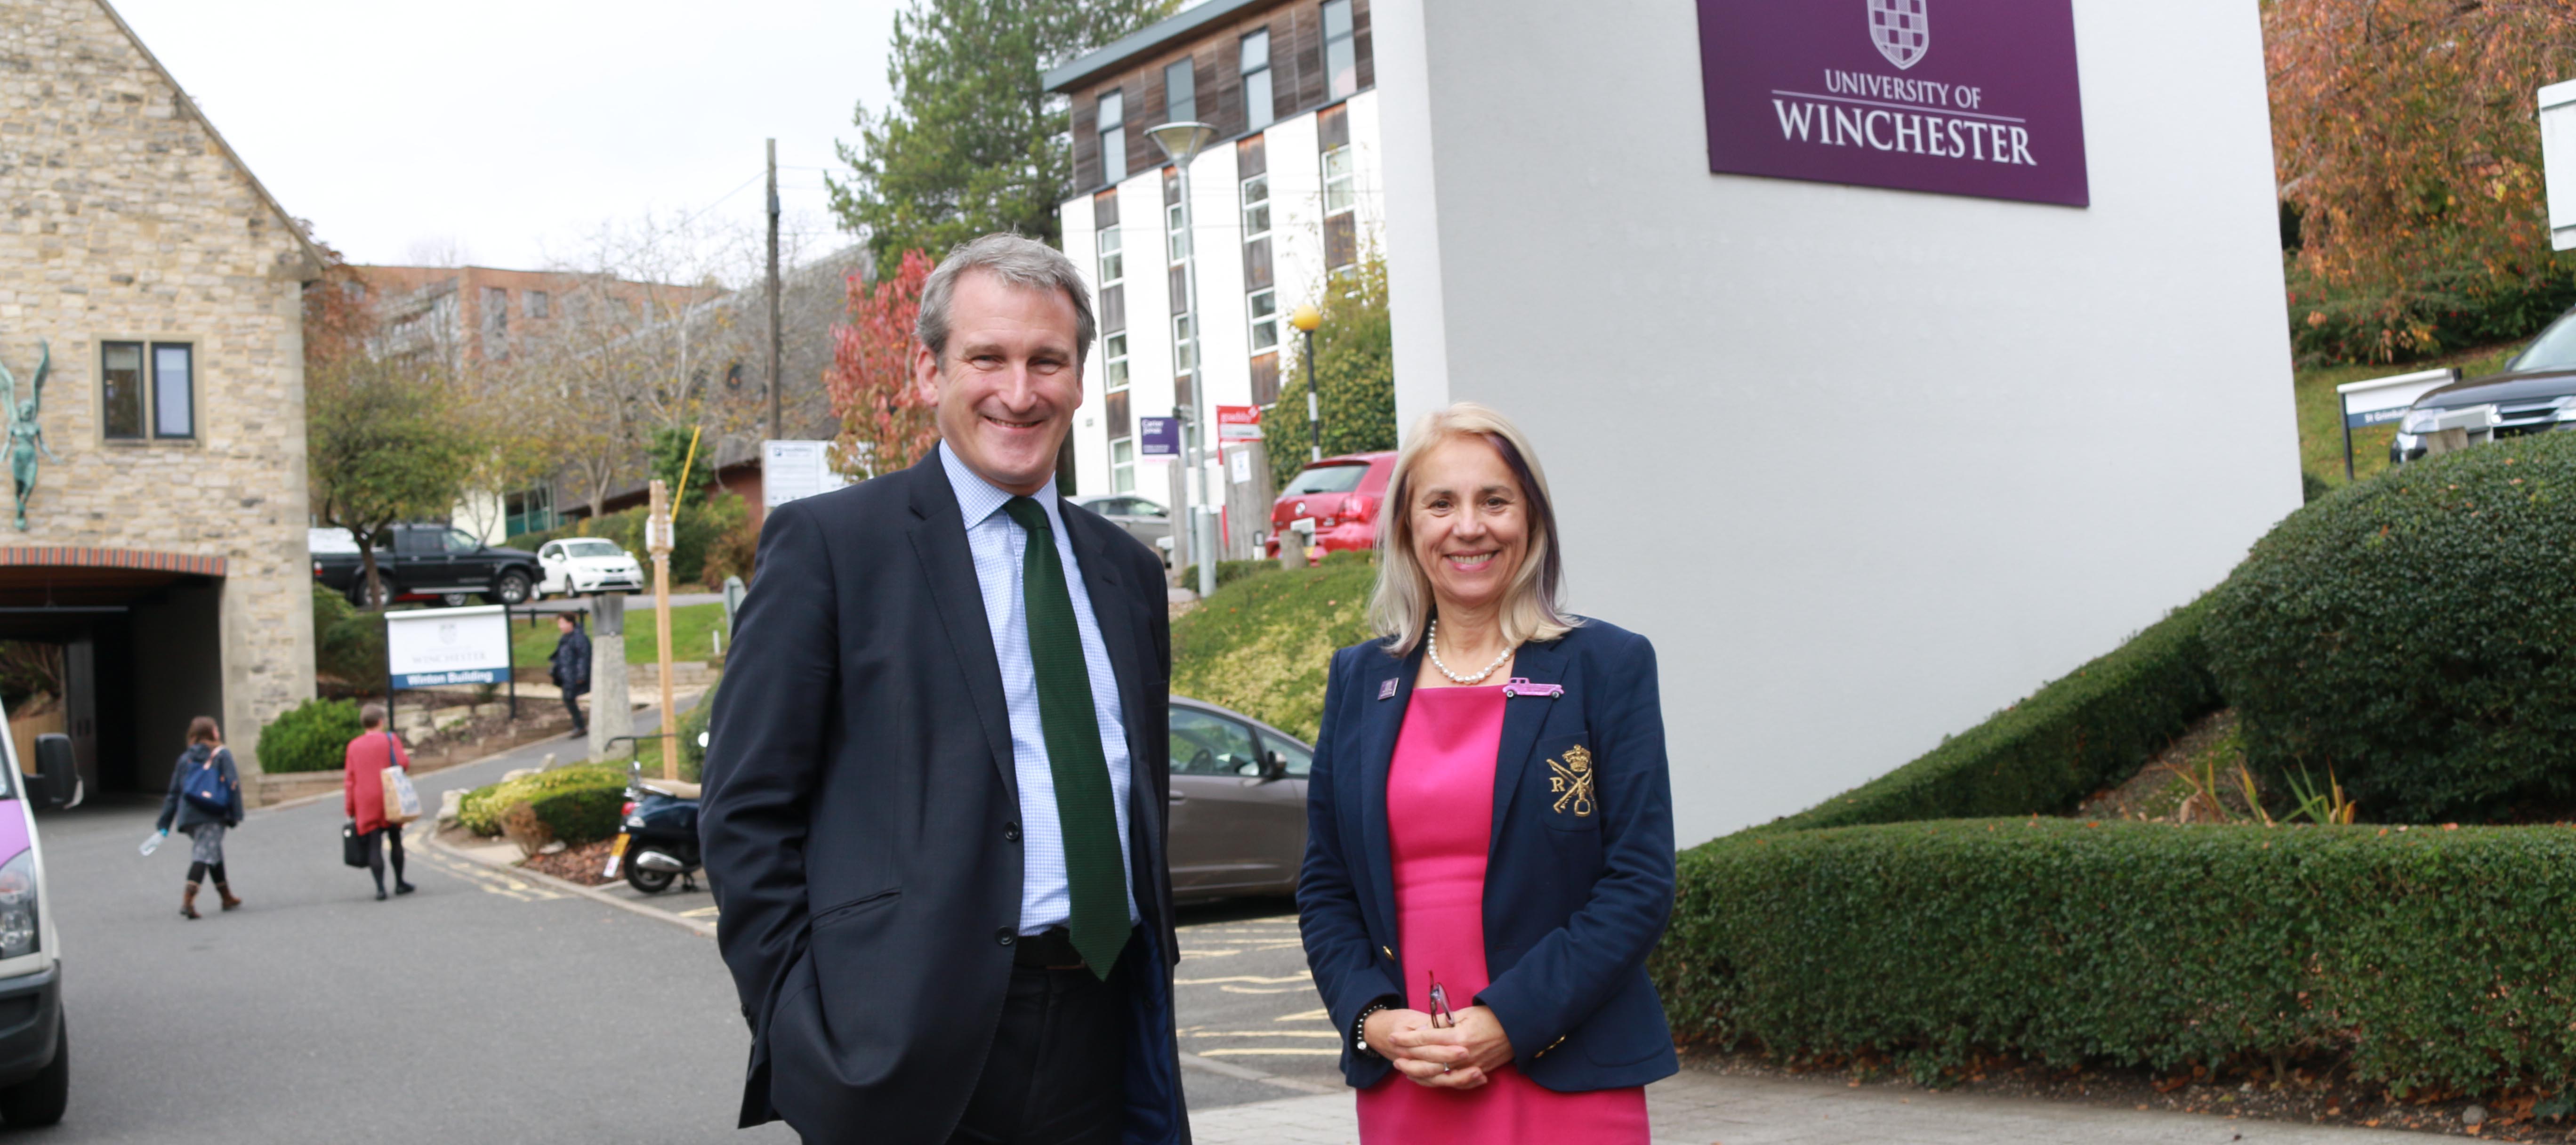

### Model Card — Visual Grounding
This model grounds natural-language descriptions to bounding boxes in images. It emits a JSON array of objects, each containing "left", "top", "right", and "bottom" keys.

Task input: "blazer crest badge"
[{"left": 1547, "top": 745, "right": 1596, "bottom": 818}]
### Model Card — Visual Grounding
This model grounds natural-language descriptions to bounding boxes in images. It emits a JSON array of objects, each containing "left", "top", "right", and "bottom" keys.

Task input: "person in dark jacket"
[
  {"left": 550, "top": 612, "right": 592, "bottom": 735},
  {"left": 153, "top": 716, "right": 244, "bottom": 920}
]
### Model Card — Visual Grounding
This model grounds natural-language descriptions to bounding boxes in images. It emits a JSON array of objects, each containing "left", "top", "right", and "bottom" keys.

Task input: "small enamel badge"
[
  {"left": 1547, "top": 745, "right": 1596, "bottom": 817},
  {"left": 1378, "top": 678, "right": 1400, "bottom": 700},
  {"left": 1501, "top": 677, "right": 1562, "bottom": 699}
]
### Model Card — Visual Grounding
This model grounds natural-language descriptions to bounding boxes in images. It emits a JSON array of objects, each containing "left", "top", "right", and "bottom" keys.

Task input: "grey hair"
[
  {"left": 1369, "top": 402, "right": 1579, "bottom": 655},
  {"left": 916, "top": 233, "right": 1097, "bottom": 365}
]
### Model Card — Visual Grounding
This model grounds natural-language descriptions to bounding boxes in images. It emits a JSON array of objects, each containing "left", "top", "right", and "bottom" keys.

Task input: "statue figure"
[{"left": 0, "top": 342, "right": 56, "bottom": 532}]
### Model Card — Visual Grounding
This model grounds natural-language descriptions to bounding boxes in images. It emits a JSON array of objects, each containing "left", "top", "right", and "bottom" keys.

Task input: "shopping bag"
[
  {"left": 381, "top": 766, "right": 422, "bottom": 826},
  {"left": 180, "top": 751, "right": 230, "bottom": 816},
  {"left": 341, "top": 821, "right": 369, "bottom": 868}
]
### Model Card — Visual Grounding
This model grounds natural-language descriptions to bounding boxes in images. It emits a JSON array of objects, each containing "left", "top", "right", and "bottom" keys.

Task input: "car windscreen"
[
  {"left": 2512, "top": 310, "right": 2576, "bottom": 373},
  {"left": 1280, "top": 464, "right": 1368, "bottom": 496},
  {"left": 562, "top": 540, "right": 625, "bottom": 559}
]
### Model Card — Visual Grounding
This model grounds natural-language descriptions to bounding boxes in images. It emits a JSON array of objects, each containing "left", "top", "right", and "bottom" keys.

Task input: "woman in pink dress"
[{"left": 1298, "top": 403, "right": 1678, "bottom": 1145}]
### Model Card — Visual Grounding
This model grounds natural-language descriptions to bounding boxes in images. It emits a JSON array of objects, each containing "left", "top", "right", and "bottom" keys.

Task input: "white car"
[{"left": 534, "top": 538, "right": 645, "bottom": 598}]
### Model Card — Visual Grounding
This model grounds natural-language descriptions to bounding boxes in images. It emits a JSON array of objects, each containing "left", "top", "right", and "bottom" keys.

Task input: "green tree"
[
  {"left": 1268, "top": 249, "right": 1397, "bottom": 489},
  {"left": 829, "top": 0, "right": 1176, "bottom": 277},
  {"left": 649, "top": 424, "right": 718, "bottom": 510},
  {"left": 308, "top": 355, "right": 482, "bottom": 609}
]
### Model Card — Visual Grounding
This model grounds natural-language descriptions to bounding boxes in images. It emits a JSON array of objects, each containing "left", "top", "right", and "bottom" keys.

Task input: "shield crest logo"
[{"left": 1868, "top": 0, "right": 1930, "bottom": 70}]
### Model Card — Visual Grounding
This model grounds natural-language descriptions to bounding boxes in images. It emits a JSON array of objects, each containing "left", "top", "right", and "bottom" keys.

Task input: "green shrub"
[
  {"left": 1761, "top": 602, "right": 2220, "bottom": 832},
  {"left": 677, "top": 675, "right": 718, "bottom": 783},
  {"left": 1176, "top": 559, "right": 1283, "bottom": 593},
  {"left": 310, "top": 587, "right": 385, "bottom": 690},
  {"left": 1171, "top": 558, "right": 1378, "bottom": 743},
  {"left": 1657, "top": 818, "right": 2576, "bottom": 1097},
  {"left": 2207, "top": 433, "right": 2576, "bottom": 822},
  {"left": 258, "top": 698, "right": 366, "bottom": 774},
  {"left": 528, "top": 783, "right": 625, "bottom": 845},
  {"left": 458, "top": 764, "right": 625, "bottom": 836}
]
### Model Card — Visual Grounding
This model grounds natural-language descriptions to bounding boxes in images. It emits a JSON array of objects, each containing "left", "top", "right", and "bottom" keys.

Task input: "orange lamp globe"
[{"left": 1288, "top": 305, "right": 1322, "bottom": 333}]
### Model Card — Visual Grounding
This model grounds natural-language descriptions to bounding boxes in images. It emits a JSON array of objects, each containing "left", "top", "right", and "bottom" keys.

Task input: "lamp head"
[
  {"left": 1146, "top": 121, "right": 1220, "bottom": 165},
  {"left": 1288, "top": 304, "right": 1323, "bottom": 333}
]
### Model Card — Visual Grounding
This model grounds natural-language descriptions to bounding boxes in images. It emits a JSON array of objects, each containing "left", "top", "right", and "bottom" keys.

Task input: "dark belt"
[{"left": 1013, "top": 927, "right": 1088, "bottom": 970}]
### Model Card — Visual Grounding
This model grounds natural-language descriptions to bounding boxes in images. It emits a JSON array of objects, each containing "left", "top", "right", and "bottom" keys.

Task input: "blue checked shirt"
[{"left": 940, "top": 443, "right": 1140, "bottom": 933}]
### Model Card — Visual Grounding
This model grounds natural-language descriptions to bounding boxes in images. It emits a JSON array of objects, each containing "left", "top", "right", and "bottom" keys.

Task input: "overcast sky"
[{"left": 110, "top": 0, "right": 913, "bottom": 274}]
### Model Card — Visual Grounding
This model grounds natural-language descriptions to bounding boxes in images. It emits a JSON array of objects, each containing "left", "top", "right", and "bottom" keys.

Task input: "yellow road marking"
[
  {"left": 678, "top": 905, "right": 721, "bottom": 919},
  {"left": 1277, "top": 1008, "right": 1329, "bottom": 1023}
]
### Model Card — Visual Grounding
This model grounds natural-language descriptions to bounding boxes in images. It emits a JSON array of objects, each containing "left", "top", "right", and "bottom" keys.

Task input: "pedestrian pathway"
[{"left": 1186, "top": 1068, "right": 2437, "bottom": 1145}]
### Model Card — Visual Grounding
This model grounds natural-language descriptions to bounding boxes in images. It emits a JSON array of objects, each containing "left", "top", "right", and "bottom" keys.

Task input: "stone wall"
[{"left": 0, "top": 0, "right": 318, "bottom": 776}]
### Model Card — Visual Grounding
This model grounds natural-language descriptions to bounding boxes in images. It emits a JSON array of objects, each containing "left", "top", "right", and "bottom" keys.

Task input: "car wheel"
[
  {"left": 349, "top": 578, "right": 393, "bottom": 610},
  {"left": 0, "top": 1014, "right": 67, "bottom": 1127},
  {"left": 439, "top": 592, "right": 472, "bottom": 608},
  {"left": 625, "top": 862, "right": 676, "bottom": 895},
  {"left": 493, "top": 571, "right": 532, "bottom": 606}
]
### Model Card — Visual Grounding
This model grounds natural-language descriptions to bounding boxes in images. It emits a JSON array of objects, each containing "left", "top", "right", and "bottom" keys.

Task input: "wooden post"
[{"left": 647, "top": 479, "right": 677, "bottom": 781}]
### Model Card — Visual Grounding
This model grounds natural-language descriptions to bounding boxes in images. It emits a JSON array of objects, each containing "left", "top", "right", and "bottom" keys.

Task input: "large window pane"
[
  {"left": 1323, "top": 146, "right": 1355, "bottom": 215},
  {"left": 1098, "top": 90, "right": 1127, "bottom": 183},
  {"left": 1323, "top": 0, "right": 1358, "bottom": 99},
  {"left": 151, "top": 343, "right": 193, "bottom": 439},
  {"left": 1165, "top": 58, "right": 1196, "bottom": 125},
  {"left": 101, "top": 342, "right": 143, "bottom": 439},
  {"left": 1098, "top": 226, "right": 1124, "bottom": 285},
  {"left": 1240, "top": 173, "right": 1270, "bottom": 238},
  {"left": 1170, "top": 708, "right": 1260, "bottom": 775},
  {"left": 1241, "top": 31, "right": 1272, "bottom": 129}
]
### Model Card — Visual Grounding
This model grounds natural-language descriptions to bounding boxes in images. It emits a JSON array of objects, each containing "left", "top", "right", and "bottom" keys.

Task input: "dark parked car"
[
  {"left": 1265, "top": 451, "right": 1397, "bottom": 559},
  {"left": 2392, "top": 308, "right": 2576, "bottom": 463},
  {"left": 1167, "top": 697, "right": 1311, "bottom": 903},
  {"left": 312, "top": 524, "right": 542, "bottom": 609}
]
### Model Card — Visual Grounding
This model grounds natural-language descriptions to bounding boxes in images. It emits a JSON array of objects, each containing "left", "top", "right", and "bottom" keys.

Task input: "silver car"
[
  {"left": 1071, "top": 493, "right": 1173, "bottom": 565},
  {"left": 1167, "top": 697, "right": 1312, "bottom": 903}
]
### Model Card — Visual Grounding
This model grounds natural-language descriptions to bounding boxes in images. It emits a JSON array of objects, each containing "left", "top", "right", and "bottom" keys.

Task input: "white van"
[{"left": 0, "top": 717, "right": 81, "bottom": 1127}]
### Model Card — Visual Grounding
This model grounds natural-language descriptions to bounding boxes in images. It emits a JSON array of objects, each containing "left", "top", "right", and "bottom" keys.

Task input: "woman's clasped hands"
[{"left": 1363, "top": 1006, "right": 1516, "bottom": 1090}]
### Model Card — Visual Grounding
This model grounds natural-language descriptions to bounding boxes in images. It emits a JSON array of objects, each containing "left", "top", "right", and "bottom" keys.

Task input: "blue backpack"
[{"left": 181, "top": 749, "right": 233, "bottom": 817}]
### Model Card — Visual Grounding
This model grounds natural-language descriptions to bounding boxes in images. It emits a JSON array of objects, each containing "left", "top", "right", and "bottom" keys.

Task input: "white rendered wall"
[{"left": 1376, "top": 0, "right": 2300, "bottom": 845}]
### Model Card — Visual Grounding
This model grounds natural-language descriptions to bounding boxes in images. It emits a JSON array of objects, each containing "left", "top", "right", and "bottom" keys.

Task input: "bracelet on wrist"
[{"left": 1351, "top": 1000, "right": 1396, "bottom": 1060}]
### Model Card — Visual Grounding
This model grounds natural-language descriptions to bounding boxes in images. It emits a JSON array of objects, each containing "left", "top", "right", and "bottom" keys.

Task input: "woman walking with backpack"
[
  {"left": 153, "top": 717, "right": 243, "bottom": 920},
  {"left": 344, "top": 703, "right": 415, "bottom": 901}
]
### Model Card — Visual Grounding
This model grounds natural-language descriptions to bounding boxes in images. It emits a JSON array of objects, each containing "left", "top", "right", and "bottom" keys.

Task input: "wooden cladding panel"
[
  {"left": 1170, "top": 265, "right": 1190, "bottom": 314},
  {"left": 1319, "top": 103, "right": 1350, "bottom": 150},
  {"left": 1243, "top": 236, "right": 1273, "bottom": 291},
  {"left": 1107, "top": 390, "right": 1132, "bottom": 439},
  {"left": 1324, "top": 213, "right": 1357, "bottom": 270},
  {"left": 1353, "top": 0, "right": 1374, "bottom": 91},
  {"left": 1100, "top": 283, "right": 1126, "bottom": 334},
  {"left": 1094, "top": 188, "right": 1119, "bottom": 228},
  {"left": 1250, "top": 352, "right": 1281, "bottom": 406},
  {"left": 1238, "top": 134, "right": 1266, "bottom": 178}
]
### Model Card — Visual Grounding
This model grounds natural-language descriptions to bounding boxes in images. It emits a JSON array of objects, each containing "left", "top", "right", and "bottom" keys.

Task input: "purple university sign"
[{"left": 1697, "top": 0, "right": 2089, "bottom": 207}]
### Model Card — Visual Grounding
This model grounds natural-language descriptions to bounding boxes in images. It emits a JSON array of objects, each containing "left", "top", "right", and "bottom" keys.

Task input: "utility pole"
[
  {"left": 766, "top": 138, "right": 783, "bottom": 443},
  {"left": 647, "top": 479, "right": 677, "bottom": 781}
]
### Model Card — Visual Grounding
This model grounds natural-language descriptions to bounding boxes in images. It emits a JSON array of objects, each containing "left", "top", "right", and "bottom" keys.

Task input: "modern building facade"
[
  {"left": 1373, "top": 0, "right": 2301, "bottom": 844},
  {"left": 0, "top": 0, "right": 325, "bottom": 794},
  {"left": 1047, "top": 0, "right": 1383, "bottom": 555}
]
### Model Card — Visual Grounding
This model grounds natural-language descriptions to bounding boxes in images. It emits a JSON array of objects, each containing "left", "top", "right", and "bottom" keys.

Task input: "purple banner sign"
[
  {"left": 1697, "top": 0, "right": 2089, "bottom": 207},
  {"left": 1138, "top": 416, "right": 1181, "bottom": 457}
]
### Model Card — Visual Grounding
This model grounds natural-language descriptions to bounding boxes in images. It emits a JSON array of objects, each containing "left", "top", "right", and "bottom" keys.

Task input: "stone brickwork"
[{"left": 0, "top": 0, "right": 318, "bottom": 776}]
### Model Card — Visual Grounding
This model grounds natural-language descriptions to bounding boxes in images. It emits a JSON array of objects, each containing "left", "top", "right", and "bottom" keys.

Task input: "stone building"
[{"left": 0, "top": 0, "right": 321, "bottom": 794}]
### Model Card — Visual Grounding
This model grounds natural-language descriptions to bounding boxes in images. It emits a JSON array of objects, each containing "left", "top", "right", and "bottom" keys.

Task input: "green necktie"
[{"left": 1000, "top": 496, "right": 1127, "bottom": 978}]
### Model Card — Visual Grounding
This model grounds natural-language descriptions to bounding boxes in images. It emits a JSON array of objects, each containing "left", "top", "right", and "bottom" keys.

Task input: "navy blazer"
[
  {"left": 698, "top": 452, "right": 1187, "bottom": 1144},
  {"left": 1298, "top": 619, "right": 1678, "bottom": 1091}
]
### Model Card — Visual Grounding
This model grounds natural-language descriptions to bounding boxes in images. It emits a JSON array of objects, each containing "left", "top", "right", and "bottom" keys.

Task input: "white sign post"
[
  {"left": 762, "top": 440, "right": 853, "bottom": 510},
  {"left": 2335, "top": 367, "right": 2461, "bottom": 478},
  {"left": 2542, "top": 79, "right": 2576, "bottom": 251}
]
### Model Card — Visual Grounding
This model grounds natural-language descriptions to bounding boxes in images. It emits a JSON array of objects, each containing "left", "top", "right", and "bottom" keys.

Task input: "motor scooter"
[{"left": 600, "top": 734, "right": 702, "bottom": 895}]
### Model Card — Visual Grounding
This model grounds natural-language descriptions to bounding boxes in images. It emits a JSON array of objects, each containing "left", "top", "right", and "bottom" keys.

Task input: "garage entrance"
[{"left": 0, "top": 548, "right": 227, "bottom": 798}]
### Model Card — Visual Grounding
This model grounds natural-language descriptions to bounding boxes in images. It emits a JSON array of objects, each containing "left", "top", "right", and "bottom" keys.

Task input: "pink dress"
[{"left": 1357, "top": 685, "right": 1650, "bottom": 1145}]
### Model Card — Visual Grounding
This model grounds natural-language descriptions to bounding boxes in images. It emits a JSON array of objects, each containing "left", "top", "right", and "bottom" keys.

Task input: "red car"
[{"left": 1267, "top": 451, "right": 1397, "bottom": 559}]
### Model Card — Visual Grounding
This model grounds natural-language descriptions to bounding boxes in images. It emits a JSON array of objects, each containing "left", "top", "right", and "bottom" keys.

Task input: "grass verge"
[{"left": 1169, "top": 556, "right": 1377, "bottom": 744}]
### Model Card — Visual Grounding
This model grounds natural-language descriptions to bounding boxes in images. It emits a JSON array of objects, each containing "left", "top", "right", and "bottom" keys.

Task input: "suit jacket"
[
  {"left": 1298, "top": 620, "right": 1679, "bottom": 1092},
  {"left": 699, "top": 452, "right": 1186, "bottom": 1143}
]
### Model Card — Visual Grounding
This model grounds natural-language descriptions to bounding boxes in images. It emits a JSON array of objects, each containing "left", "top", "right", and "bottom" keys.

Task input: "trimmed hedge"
[
  {"left": 458, "top": 765, "right": 625, "bottom": 836},
  {"left": 258, "top": 698, "right": 365, "bottom": 774},
  {"left": 1761, "top": 602, "right": 2220, "bottom": 831},
  {"left": 2209, "top": 433, "right": 2576, "bottom": 822},
  {"left": 310, "top": 586, "right": 385, "bottom": 691},
  {"left": 1656, "top": 819, "right": 2576, "bottom": 1097},
  {"left": 527, "top": 784, "right": 625, "bottom": 845}
]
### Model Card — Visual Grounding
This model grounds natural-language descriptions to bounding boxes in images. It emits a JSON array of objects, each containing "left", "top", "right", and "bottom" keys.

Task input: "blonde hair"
[{"left": 1368, "top": 402, "right": 1578, "bottom": 655}]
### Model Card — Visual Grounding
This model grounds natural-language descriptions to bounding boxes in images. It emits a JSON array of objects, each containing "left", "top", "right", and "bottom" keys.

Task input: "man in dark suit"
[{"left": 700, "top": 233, "right": 1186, "bottom": 1145}]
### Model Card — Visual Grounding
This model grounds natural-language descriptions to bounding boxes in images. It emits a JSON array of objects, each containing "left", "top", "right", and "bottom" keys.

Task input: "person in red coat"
[{"left": 344, "top": 703, "right": 416, "bottom": 901}]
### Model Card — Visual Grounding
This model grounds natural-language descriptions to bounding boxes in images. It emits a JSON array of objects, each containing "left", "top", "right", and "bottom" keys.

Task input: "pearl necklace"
[{"left": 1427, "top": 619, "right": 1516, "bottom": 685}]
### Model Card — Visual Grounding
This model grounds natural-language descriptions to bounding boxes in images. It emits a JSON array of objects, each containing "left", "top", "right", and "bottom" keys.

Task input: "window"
[
  {"left": 102, "top": 341, "right": 195, "bottom": 441},
  {"left": 526, "top": 290, "right": 550, "bottom": 319},
  {"left": 1282, "top": 462, "right": 1369, "bottom": 495},
  {"left": 1323, "top": 146, "right": 1356, "bottom": 217},
  {"left": 482, "top": 286, "right": 509, "bottom": 359},
  {"left": 1166, "top": 200, "right": 1190, "bottom": 263},
  {"left": 1103, "top": 332, "right": 1129, "bottom": 392},
  {"left": 1097, "top": 90, "right": 1127, "bottom": 183},
  {"left": 1322, "top": 0, "right": 1358, "bottom": 100},
  {"left": 443, "top": 528, "right": 484, "bottom": 554},
  {"left": 1098, "top": 226, "right": 1124, "bottom": 289},
  {"left": 1170, "top": 708, "right": 1262, "bottom": 776},
  {"left": 1241, "top": 172, "right": 1271, "bottom": 242},
  {"left": 1165, "top": 57, "right": 1195, "bottom": 125},
  {"left": 1322, "top": 144, "right": 1358, "bottom": 270},
  {"left": 1263, "top": 732, "right": 1313, "bottom": 778},
  {"left": 1240, "top": 31, "right": 1272, "bottom": 130},
  {"left": 1248, "top": 288, "right": 1279, "bottom": 352},
  {"left": 1112, "top": 437, "right": 1136, "bottom": 494},
  {"left": 1173, "top": 314, "right": 1195, "bottom": 375}
]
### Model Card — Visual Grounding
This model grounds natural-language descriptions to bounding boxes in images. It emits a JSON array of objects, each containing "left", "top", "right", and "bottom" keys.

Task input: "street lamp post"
[
  {"left": 1289, "top": 304, "right": 1322, "bottom": 462},
  {"left": 1149, "top": 120, "right": 1221, "bottom": 599}
]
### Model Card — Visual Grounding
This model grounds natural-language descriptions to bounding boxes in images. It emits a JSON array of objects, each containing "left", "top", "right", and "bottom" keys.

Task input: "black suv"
[{"left": 312, "top": 524, "right": 543, "bottom": 608}]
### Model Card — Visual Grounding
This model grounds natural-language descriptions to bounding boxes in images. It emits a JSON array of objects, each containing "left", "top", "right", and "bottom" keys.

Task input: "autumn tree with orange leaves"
[
  {"left": 2268, "top": 0, "right": 2576, "bottom": 362},
  {"left": 824, "top": 249, "right": 940, "bottom": 478}
]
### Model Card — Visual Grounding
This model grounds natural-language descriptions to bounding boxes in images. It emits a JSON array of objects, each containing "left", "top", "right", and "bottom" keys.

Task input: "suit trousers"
[{"left": 947, "top": 931, "right": 1135, "bottom": 1145}]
